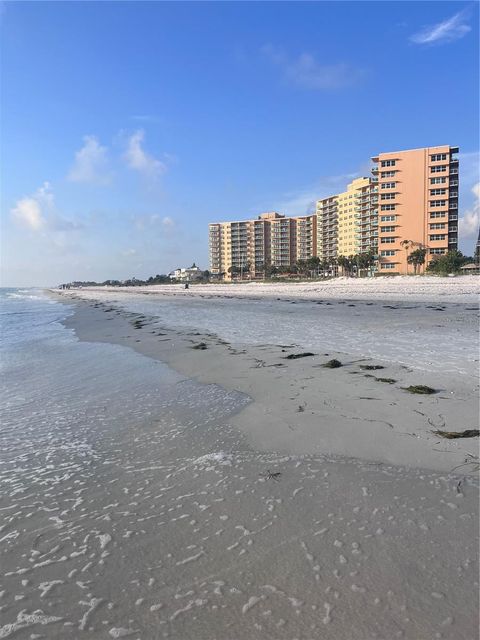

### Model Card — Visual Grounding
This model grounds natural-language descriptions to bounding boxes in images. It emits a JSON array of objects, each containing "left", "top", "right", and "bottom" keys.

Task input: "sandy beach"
[{"left": 1, "top": 279, "right": 478, "bottom": 639}]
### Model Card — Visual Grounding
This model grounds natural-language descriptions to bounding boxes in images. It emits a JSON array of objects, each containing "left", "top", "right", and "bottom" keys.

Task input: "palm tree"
[
  {"left": 400, "top": 239, "right": 413, "bottom": 275},
  {"left": 407, "top": 248, "right": 427, "bottom": 275}
]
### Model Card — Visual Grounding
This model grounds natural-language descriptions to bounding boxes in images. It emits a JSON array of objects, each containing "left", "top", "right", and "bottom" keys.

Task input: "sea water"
[{"left": 0, "top": 289, "right": 250, "bottom": 638}]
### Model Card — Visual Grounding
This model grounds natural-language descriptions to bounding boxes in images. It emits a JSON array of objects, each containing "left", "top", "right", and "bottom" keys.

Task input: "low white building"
[{"left": 169, "top": 264, "right": 205, "bottom": 282}]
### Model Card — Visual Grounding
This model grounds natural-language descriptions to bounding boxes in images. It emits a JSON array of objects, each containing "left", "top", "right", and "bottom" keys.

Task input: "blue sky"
[{"left": 1, "top": 1, "right": 479, "bottom": 286}]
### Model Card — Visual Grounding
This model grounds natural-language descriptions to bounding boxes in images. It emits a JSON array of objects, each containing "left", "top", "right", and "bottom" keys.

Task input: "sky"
[{"left": 1, "top": 1, "right": 479, "bottom": 286}]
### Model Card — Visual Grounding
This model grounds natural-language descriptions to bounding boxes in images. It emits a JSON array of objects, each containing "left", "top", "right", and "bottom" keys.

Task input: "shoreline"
[
  {"left": 54, "top": 290, "right": 479, "bottom": 474},
  {"left": 63, "top": 274, "right": 480, "bottom": 304}
]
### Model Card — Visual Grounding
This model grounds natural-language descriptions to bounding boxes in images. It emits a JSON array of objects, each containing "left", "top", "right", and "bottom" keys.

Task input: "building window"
[
  {"left": 381, "top": 193, "right": 396, "bottom": 200},
  {"left": 430, "top": 211, "right": 447, "bottom": 219},
  {"left": 380, "top": 215, "right": 396, "bottom": 221},
  {"left": 430, "top": 188, "right": 447, "bottom": 196},
  {"left": 380, "top": 237, "right": 396, "bottom": 243},
  {"left": 430, "top": 153, "right": 448, "bottom": 161},
  {"left": 381, "top": 225, "right": 396, "bottom": 232},
  {"left": 381, "top": 160, "right": 396, "bottom": 167},
  {"left": 430, "top": 200, "right": 447, "bottom": 207},
  {"left": 380, "top": 204, "right": 396, "bottom": 211},
  {"left": 429, "top": 234, "right": 446, "bottom": 241},
  {"left": 430, "top": 223, "right": 446, "bottom": 230},
  {"left": 380, "top": 250, "right": 396, "bottom": 256},
  {"left": 430, "top": 177, "right": 447, "bottom": 184},
  {"left": 381, "top": 170, "right": 396, "bottom": 178},
  {"left": 381, "top": 182, "right": 396, "bottom": 189},
  {"left": 380, "top": 263, "right": 397, "bottom": 269},
  {"left": 430, "top": 248, "right": 446, "bottom": 255},
  {"left": 431, "top": 165, "right": 447, "bottom": 173}
]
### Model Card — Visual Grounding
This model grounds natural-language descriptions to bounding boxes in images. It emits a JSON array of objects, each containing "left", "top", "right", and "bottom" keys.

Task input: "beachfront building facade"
[
  {"left": 208, "top": 212, "right": 317, "bottom": 281},
  {"left": 209, "top": 145, "right": 459, "bottom": 278},
  {"left": 372, "top": 145, "right": 459, "bottom": 274}
]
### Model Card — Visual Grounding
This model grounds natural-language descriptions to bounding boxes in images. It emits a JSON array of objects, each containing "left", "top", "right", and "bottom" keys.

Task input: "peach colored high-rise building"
[{"left": 372, "top": 145, "right": 459, "bottom": 274}]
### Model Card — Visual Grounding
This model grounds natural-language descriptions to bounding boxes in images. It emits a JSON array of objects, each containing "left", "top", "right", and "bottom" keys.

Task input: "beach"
[{"left": 1, "top": 279, "right": 479, "bottom": 639}]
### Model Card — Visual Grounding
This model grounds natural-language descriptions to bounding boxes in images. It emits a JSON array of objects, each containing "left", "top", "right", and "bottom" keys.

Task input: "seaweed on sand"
[
  {"left": 434, "top": 429, "right": 479, "bottom": 439},
  {"left": 322, "top": 359, "right": 342, "bottom": 368},
  {"left": 403, "top": 385, "right": 437, "bottom": 395},
  {"left": 359, "top": 365, "right": 385, "bottom": 371},
  {"left": 284, "top": 352, "right": 316, "bottom": 360}
]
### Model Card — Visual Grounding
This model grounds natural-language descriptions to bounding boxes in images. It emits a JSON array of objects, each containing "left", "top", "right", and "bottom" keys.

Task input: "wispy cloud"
[
  {"left": 261, "top": 44, "right": 367, "bottom": 90},
  {"left": 11, "top": 182, "right": 83, "bottom": 233},
  {"left": 68, "top": 135, "right": 111, "bottom": 185},
  {"left": 410, "top": 10, "right": 471, "bottom": 45},
  {"left": 459, "top": 182, "right": 480, "bottom": 240},
  {"left": 131, "top": 213, "right": 175, "bottom": 231},
  {"left": 10, "top": 182, "right": 52, "bottom": 230},
  {"left": 255, "top": 171, "right": 360, "bottom": 218},
  {"left": 123, "top": 130, "right": 167, "bottom": 179}
]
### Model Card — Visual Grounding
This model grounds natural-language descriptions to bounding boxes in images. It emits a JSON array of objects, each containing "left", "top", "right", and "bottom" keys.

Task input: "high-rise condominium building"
[
  {"left": 208, "top": 212, "right": 317, "bottom": 281},
  {"left": 317, "top": 177, "right": 379, "bottom": 262},
  {"left": 372, "top": 145, "right": 459, "bottom": 274}
]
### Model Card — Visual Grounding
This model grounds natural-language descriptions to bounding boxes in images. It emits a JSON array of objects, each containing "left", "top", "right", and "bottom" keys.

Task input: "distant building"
[
  {"left": 208, "top": 212, "right": 316, "bottom": 281},
  {"left": 169, "top": 264, "right": 205, "bottom": 282}
]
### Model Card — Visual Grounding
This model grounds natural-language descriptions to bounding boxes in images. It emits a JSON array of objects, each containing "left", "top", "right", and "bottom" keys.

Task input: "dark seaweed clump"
[
  {"left": 322, "top": 359, "right": 342, "bottom": 369},
  {"left": 403, "top": 385, "right": 436, "bottom": 395},
  {"left": 284, "top": 352, "right": 316, "bottom": 360}
]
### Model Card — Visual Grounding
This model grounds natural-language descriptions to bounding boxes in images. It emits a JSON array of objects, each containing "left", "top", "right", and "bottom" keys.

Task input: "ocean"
[{"left": 0, "top": 288, "right": 252, "bottom": 638}]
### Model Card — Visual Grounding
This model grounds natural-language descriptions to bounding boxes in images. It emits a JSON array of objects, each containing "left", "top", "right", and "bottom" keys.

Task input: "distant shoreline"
[{"left": 61, "top": 274, "right": 480, "bottom": 305}]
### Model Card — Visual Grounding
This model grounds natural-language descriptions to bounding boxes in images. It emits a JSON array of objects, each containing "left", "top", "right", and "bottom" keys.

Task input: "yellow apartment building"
[
  {"left": 372, "top": 145, "right": 459, "bottom": 275},
  {"left": 336, "top": 177, "right": 378, "bottom": 258}
]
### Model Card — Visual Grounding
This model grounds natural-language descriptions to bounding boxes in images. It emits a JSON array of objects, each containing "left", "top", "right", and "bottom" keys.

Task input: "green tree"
[
  {"left": 306, "top": 256, "right": 321, "bottom": 276},
  {"left": 400, "top": 239, "right": 413, "bottom": 274},
  {"left": 407, "top": 248, "right": 427, "bottom": 275},
  {"left": 426, "top": 250, "right": 466, "bottom": 276},
  {"left": 337, "top": 255, "right": 353, "bottom": 276},
  {"left": 296, "top": 259, "right": 308, "bottom": 275}
]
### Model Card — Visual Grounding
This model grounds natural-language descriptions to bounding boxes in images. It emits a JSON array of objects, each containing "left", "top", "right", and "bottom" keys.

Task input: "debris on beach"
[
  {"left": 403, "top": 385, "right": 437, "bottom": 395},
  {"left": 434, "top": 429, "right": 479, "bottom": 439},
  {"left": 260, "top": 470, "right": 282, "bottom": 481},
  {"left": 375, "top": 377, "right": 397, "bottom": 384},
  {"left": 359, "top": 364, "right": 385, "bottom": 371},
  {"left": 191, "top": 342, "right": 208, "bottom": 350},
  {"left": 322, "top": 359, "right": 342, "bottom": 368},
  {"left": 284, "top": 352, "right": 316, "bottom": 360}
]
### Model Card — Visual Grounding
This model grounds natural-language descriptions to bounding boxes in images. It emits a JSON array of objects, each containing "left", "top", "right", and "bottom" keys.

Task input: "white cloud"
[
  {"left": 10, "top": 182, "right": 54, "bottom": 230},
  {"left": 262, "top": 44, "right": 366, "bottom": 90},
  {"left": 122, "top": 248, "right": 137, "bottom": 257},
  {"left": 258, "top": 171, "right": 360, "bottom": 217},
  {"left": 124, "top": 130, "right": 167, "bottom": 178},
  {"left": 132, "top": 213, "right": 175, "bottom": 231},
  {"left": 410, "top": 11, "right": 471, "bottom": 45},
  {"left": 10, "top": 182, "right": 83, "bottom": 234},
  {"left": 459, "top": 182, "right": 480, "bottom": 239},
  {"left": 68, "top": 135, "right": 111, "bottom": 184}
]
